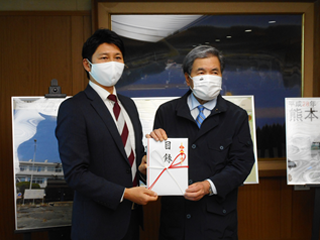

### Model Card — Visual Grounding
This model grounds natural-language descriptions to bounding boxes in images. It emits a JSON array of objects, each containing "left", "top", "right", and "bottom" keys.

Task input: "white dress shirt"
[
  {"left": 89, "top": 81, "right": 136, "bottom": 202},
  {"left": 89, "top": 81, "right": 136, "bottom": 154}
]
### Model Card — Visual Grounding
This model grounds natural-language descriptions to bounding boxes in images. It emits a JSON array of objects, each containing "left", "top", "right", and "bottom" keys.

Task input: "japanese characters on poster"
[
  {"left": 286, "top": 98, "right": 320, "bottom": 185},
  {"left": 147, "top": 138, "right": 188, "bottom": 196}
]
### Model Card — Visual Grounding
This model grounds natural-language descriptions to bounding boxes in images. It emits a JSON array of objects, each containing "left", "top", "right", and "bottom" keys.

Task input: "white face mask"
[
  {"left": 87, "top": 59, "right": 125, "bottom": 87},
  {"left": 189, "top": 74, "right": 222, "bottom": 101}
]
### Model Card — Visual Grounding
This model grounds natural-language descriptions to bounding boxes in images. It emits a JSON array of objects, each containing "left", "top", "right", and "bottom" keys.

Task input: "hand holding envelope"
[{"left": 147, "top": 138, "right": 188, "bottom": 196}]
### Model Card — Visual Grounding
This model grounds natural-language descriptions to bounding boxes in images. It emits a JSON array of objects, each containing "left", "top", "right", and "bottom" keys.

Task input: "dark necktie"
[{"left": 108, "top": 94, "right": 137, "bottom": 186}]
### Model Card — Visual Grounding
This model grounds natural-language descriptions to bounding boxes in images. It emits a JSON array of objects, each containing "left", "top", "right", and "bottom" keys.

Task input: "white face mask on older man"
[{"left": 189, "top": 74, "right": 222, "bottom": 101}]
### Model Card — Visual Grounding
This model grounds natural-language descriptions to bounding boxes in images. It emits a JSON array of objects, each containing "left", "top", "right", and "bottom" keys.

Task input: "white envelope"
[{"left": 147, "top": 138, "right": 188, "bottom": 196}]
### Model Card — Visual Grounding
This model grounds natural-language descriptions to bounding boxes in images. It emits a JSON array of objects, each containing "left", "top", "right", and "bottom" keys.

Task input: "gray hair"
[{"left": 182, "top": 45, "right": 224, "bottom": 75}]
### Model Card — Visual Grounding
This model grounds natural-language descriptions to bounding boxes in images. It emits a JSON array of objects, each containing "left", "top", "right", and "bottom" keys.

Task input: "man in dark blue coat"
[
  {"left": 148, "top": 45, "right": 255, "bottom": 240},
  {"left": 56, "top": 29, "right": 158, "bottom": 240}
]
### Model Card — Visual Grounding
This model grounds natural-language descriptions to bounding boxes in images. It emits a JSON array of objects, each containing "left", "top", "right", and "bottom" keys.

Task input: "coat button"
[
  {"left": 222, "top": 209, "right": 227, "bottom": 214},
  {"left": 189, "top": 179, "right": 193, "bottom": 184},
  {"left": 220, "top": 146, "right": 224, "bottom": 150},
  {"left": 186, "top": 214, "right": 191, "bottom": 219},
  {"left": 192, "top": 144, "right": 196, "bottom": 149}
]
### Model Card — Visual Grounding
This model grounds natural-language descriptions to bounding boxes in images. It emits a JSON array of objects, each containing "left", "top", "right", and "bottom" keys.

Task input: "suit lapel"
[
  {"left": 195, "top": 95, "right": 228, "bottom": 140},
  {"left": 84, "top": 85, "right": 129, "bottom": 164},
  {"left": 176, "top": 92, "right": 227, "bottom": 142},
  {"left": 176, "top": 91, "right": 198, "bottom": 123},
  {"left": 195, "top": 111, "right": 220, "bottom": 141}
]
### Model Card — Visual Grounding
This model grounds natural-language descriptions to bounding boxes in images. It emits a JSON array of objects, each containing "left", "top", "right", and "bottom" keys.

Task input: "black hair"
[{"left": 82, "top": 28, "right": 125, "bottom": 79}]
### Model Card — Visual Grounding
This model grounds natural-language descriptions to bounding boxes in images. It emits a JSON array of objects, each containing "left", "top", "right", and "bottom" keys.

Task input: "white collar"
[{"left": 89, "top": 81, "right": 117, "bottom": 100}]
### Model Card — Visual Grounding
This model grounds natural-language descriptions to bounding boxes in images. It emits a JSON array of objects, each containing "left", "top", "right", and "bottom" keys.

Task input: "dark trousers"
[{"left": 121, "top": 208, "right": 140, "bottom": 240}]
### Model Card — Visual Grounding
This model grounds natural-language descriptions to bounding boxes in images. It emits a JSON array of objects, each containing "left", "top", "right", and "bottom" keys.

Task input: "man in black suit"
[
  {"left": 56, "top": 29, "right": 158, "bottom": 240},
  {"left": 148, "top": 45, "right": 254, "bottom": 240}
]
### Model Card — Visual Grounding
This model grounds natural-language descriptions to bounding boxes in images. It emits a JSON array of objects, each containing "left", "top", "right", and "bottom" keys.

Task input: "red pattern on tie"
[
  {"left": 108, "top": 94, "right": 137, "bottom": 186},
  {"left": 108, "top": 94, "right": 120, "bottom": 120}
]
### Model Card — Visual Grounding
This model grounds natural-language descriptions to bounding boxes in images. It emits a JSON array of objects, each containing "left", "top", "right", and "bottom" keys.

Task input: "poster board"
[
  {"left": 133, "top": 95, "right": 259, "bottom": 184},
  {"left": 11, "top": 95, "right": 258, "bottom": 232},
  {"left": 12, "top": 97, "right": 72, "bottom": 232},
  {"left": 286, "top": 98, "right": 320, "bottom": 185}
]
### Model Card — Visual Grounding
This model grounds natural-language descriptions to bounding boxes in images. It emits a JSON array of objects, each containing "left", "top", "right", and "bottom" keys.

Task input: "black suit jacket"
[
  {"left": 154, "top": 91, "right": 255, "bottom": 240},
  {"left": 55, "top": 84, "right": 144, "bottom": 240}
]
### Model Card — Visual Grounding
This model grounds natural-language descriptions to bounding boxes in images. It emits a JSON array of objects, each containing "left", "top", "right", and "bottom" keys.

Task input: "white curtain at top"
[{"left": 111, "top": 15, "right": 202, "bottom": 43}]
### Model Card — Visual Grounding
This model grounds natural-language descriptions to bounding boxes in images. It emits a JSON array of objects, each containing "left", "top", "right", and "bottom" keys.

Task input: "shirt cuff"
[
  {"left": 206, "top": 179, "right": 217, "bottom": 196},
  {"left": 120, "top": 189, "right": 125, "bottom": 202}
]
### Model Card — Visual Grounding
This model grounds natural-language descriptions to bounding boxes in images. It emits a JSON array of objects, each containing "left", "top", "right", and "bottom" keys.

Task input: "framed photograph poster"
[
  {"left": 286, "top": 98, "right": 320, "bottom": 185},
  {"left": 12, "top": 97, "right": 73, "bottom": 231}
]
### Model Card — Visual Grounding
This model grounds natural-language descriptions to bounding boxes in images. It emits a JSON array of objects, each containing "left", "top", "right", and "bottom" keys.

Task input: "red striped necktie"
[{"left": 107, "top": 94, "right": 137, "bottom": 186}]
